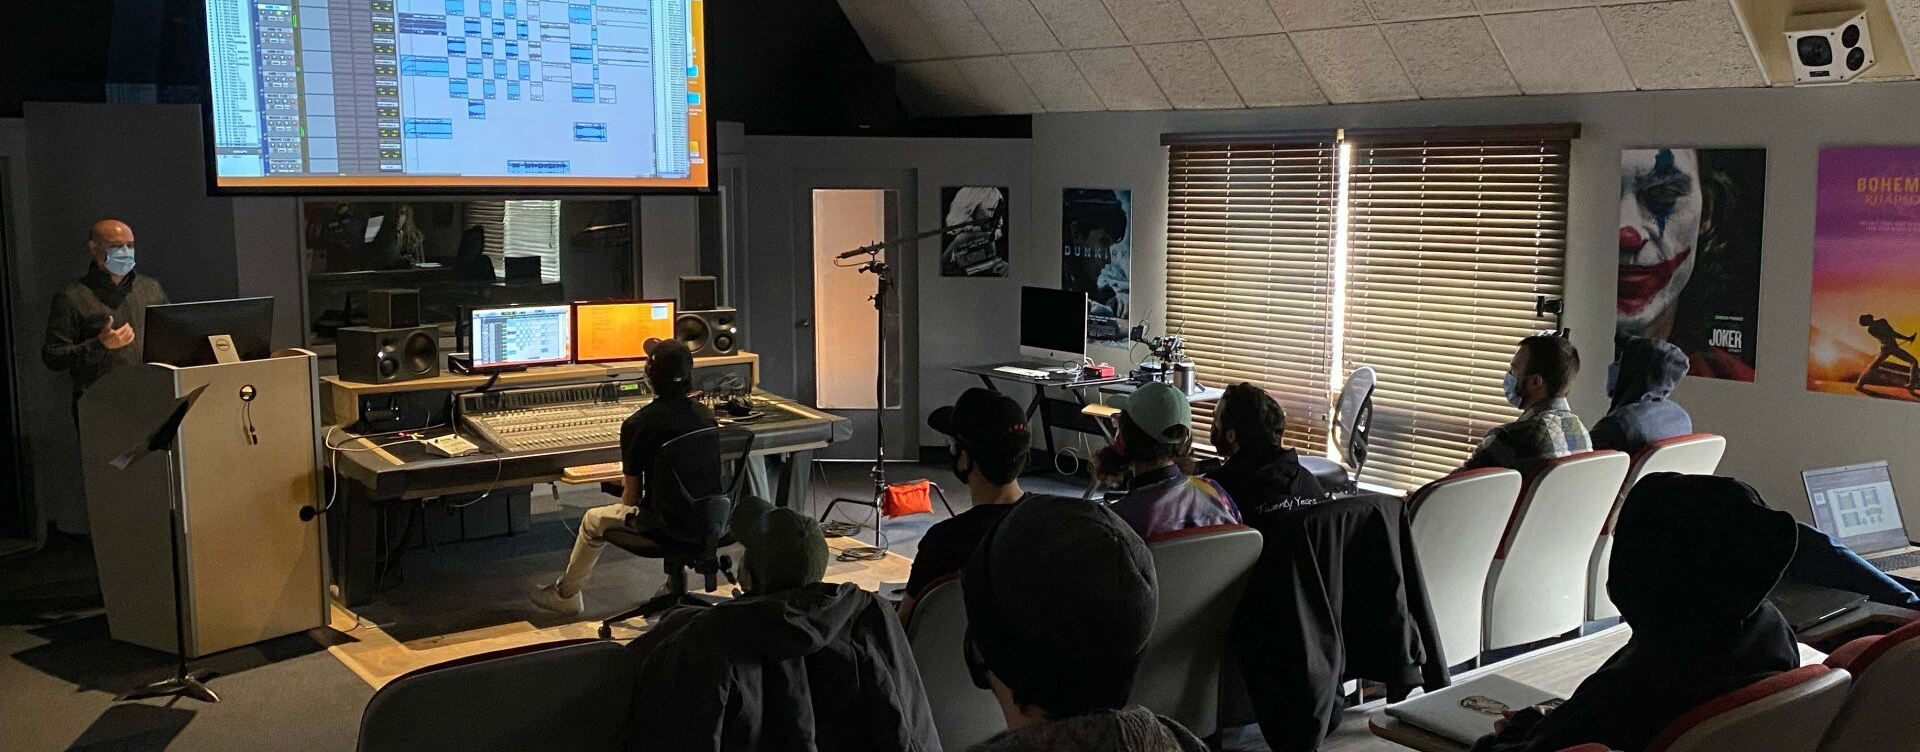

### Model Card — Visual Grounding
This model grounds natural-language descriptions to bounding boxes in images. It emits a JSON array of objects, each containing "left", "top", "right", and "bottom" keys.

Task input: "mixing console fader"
[{"left": 458, "top": 379, "right": 654, "bottom": 452}]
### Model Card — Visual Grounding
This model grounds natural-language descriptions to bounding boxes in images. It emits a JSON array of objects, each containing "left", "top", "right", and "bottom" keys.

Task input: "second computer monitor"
[
  {"left": 574, "top": 299, "right": 677, "bottom": 363},
  {"left": 1019, "top": 286, "right": 1088, "bottom": 363},
  {"left": 471, "top": 304, "right": 573, "bottom": 369}
]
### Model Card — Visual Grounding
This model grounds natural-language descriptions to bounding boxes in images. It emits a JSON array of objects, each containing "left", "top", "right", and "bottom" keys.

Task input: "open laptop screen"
[{"left": 1804, "top": 461, "right": 1910, "bottom": 557}]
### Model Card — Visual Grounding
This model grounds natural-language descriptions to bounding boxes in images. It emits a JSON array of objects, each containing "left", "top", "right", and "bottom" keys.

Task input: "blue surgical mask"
[
  {"left": 1502, "top": 372, "right": 1525, "bottom": 409},
  {"left": 103, "top": 246, "right": 136, "bottom": 277},
  {"left": 1606, "top": 362, "right": 1620, "bottom": 398}
]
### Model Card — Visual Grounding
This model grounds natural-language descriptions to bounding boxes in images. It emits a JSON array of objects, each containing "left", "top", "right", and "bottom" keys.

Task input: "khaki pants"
[{"left": 557, "top": 503, "right": 641, "bottom": 597}]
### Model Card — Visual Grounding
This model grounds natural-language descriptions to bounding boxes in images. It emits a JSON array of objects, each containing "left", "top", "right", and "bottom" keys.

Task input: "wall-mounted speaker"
[
  {"left": 368, "top": 288, "right": 420, "bottom": 328},
  {"left": 337, "top": 326, "right": 442, "bottom": 384},
  {"left": 677, "top": 308, "right": 739, "bottom": 356},
  {"left": 1786, "top": 10, "right": 1875, "bottom": 85},
  {"left": 679, "top": 275, "right": 718, "bottom": 312}
]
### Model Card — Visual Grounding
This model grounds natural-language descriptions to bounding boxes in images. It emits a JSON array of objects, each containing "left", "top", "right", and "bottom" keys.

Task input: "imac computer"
[
  {"left": 1019, "top": 286, "right": 1088, "bottom": 364},
  {"left": 144, "top": 297, "right": 276, "bottom": 367},
  {"left": 573, "top": 299, "right": 677, "bottom": 364},
  {"left": 470, "top": 304, "right": 573, "bottom": 370}
]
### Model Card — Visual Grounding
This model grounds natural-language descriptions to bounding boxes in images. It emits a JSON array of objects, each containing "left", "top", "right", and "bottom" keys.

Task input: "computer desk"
[
  {"left": 1794, "top": 561, "right": 1920, "bottom": 652},
  {"left": 953, "top": 363, "right": 1127, "bottom": 462}
]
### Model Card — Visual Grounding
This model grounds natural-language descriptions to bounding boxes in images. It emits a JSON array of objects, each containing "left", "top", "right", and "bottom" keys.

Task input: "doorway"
[{"left": 0, "top": 156, "right": 30, "bottom": 552}]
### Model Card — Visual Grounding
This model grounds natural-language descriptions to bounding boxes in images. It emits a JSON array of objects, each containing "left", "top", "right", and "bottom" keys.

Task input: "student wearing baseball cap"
[
  {"left": 1095, "top": 381, "right": 1240, "bottom": 539},
  {"left": 900, "top": 388, "right": 1057, "bottom": 625}
]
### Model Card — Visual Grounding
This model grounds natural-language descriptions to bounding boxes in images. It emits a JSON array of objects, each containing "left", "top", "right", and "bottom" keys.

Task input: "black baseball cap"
[{"left": 928, "top": 388, "right": 1029, "bottom": 445}]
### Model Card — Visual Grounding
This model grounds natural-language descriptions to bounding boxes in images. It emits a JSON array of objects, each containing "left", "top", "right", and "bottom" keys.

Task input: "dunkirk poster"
[
  {"left": 1809, "top": 147, "right": 1920, "bottom": 402},
  {"left": 1062, "top": 188, "right": 1132, "bottom": 345},
  {"left": 1617, "top": 149, "right": 1766, "bottom": 381}
]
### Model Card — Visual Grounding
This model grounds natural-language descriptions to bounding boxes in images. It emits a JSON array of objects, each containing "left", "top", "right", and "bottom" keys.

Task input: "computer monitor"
[
  {"left": 573, "top": 299, "right": 677, "bottom": 364},
  {"left": 470, "top": 304, "right": 573, "bottom": 369},
  {"left": 144, "top": 297, "right": 276, "bottom": 367},
  {"left": 1804, "top": 461, "right": 1911, "bottom": 557},
  {"left": 1020, "top": 286, "right": 1088, "bottom": 363}
]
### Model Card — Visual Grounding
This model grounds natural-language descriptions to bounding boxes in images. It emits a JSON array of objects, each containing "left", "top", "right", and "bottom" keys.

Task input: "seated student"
[
  {"left": 531, "top": 340, "right": 715, "bottom": 616},
  {"left": 626, "top": 495, "right": 940, "bottom": 752},
  {"left": 899, "top": 388, "right": 1043, "bottom": 625},
  {"left": 1097, "top": 381, "right": 1241, "bottom": 539},
  {"left": 1461, "top": 335, "right": 1591, "bottom": 472},
  {"left": 963, "top": 495, "right": 1209, "bottom": 752},
  {"left": 1205, "top": 382, "right": 1327, "bottom": 515},
  {"left": 1589, "top": 334, "right": 1692, "bottom": 455},
  {"left": 1467, "top": 474, "right": 1801, "bottom": 752}
]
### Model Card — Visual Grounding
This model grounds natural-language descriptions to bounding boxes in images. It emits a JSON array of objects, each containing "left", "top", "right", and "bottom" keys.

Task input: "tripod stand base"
[{"left": 119, "top": 670, "right": 220, "bottom": 704}]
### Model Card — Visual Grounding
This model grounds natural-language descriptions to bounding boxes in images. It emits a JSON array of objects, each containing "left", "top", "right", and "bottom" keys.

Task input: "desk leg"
[
  {"left": 776, "top": 449, "right": 817, "bottom": 510},
  {"left": 1030, "top": 384, "right": 1059, "bottom": 461},
  {"left": 329, "top": 481, "right": 382, "bottom": 608}
]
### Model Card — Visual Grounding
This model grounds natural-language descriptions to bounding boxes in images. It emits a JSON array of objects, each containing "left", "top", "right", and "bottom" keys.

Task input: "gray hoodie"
[
  {"left": 969, "top": 707, "right": 1208, "bottom": 752},
  {"left": 1590, "top": 336, "right": 1692, "bottom": 455}
]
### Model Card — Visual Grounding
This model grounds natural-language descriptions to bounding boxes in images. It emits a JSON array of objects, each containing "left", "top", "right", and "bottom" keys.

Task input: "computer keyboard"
[
  {"left": 993, "top": 366, "right": 1052, "bottom": 379},
  {"left": 1871, "top": 550, "right": 1920, "bottom": 573}
]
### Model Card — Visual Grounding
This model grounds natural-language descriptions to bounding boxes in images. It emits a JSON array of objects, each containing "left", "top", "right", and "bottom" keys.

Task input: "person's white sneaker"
[{"left": 529, "top": 583, "right": 584, "bottom": 616}]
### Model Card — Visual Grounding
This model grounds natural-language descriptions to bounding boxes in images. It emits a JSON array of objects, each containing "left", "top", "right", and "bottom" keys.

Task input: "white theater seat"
[
  {"left": 1653, "top": 666, "right": 1852, "bottom": 752},
  {"left": 1483, "top": 451, "right": 1630, "bottom": 651},
  {"left": 1818, "top": 618, "right": 1920, "bottom": 751},
  {"left": 905, "top": 578, "right": 1004, "bottom": 752},
  {"left": 1408, "top": 468, "right": 1524, "bottom": 668},
  {"left": 1587, "top": 433, "right": 1727, "bottom": 621},
  {"left": 1131, "top": 524, "right": 1264, "bottom": 738}
]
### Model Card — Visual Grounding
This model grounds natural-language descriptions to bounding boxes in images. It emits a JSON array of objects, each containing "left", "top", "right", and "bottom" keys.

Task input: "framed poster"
[
  {"left": 1617, "top": 148, "right": 1766, "bottom": 381},
  {"left": 1062, "top": 188, "right": 1131, "bottom": 345},
  {"left": 1810, "top": 147, "right": 1920, "bottom": 402},
  {"left": 939, "top": 186, "right": 1010, "bottom": 277}
]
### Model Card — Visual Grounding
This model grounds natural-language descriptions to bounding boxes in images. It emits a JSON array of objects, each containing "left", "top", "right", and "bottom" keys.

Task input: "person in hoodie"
[
  {"left": 1589, "top": 335, "right": 1693, "bottom": 455},
  {"left": 1205, "top": 382, "right": 1327, "bottom": 515},
  {"left": 1466, "top": 474, "right": 1802, "bottom": 752},
  {"left": 963, "top": 495, "right": 1208, "bottom": 752},
  {"left": 625, "top": 494, "right": 940, "bottom": 752}
]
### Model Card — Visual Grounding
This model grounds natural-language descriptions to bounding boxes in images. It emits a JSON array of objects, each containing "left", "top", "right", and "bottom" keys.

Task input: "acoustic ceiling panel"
[
  {"left": 1365, "top": 0, "right": 1479, "bottom": 23},
  {"left": 1292, "top": 25, "right": 1420, "bottom": 102},
  {"left": 1484, "top": 7, "right": 1637, "bottom": 94},
  {"left": 1210, "top": 33, "right": 1330, "bottom": 106},
  {"left": 1601, "top": 0, "right": 1766, "bottom": 90},
  {"left": 965, "top": 0, "right": 1065, "bottom": 54},
  {"left": 910, "top": 0, "right": 1005, "bottom": 58},
  {"left": 838, "top": 0, "right": 949, "bottom": 62},
  {"left": 1100, "top": 0, "right": 1205, "bottom": 43},
  {"left": 1179, "top": 0, "right": 1285, "bottom": 38},
  {"left": 1383, "top": 17, "right": 1521, "bottom": 98},
  {"left": 954, "top": 55, "right": 1049, "bottom": 113},
  {"left": 1266, "top": 0, "right": 1376, "bottom": 31},
  {"left": 1009, "top": 51, "right": 1109, "bottom": 110},
  {"left": 1473, "top": 0, "right": 1592, "bottom": 11},
  {"left": 1138, "top": 41, "right": 1248, "bottom": 108},
  {"left": 1071, "top": 46, "right": 1176, "bottom": 109},
  {"left": 895, "top": 60, "right": 989, "bottom": 116},
  {"left": 1028, "top": 0, "right": 1133, "bottom": 47}
]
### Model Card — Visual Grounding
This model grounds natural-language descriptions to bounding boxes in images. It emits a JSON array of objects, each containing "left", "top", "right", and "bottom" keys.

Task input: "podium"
[{"left": 79, "top": 351, "right": 328, "bottom": 658}]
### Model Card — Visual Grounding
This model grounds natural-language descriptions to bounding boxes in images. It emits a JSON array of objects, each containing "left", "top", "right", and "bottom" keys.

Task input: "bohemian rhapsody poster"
[{"left": 1809, "top": 147, "right": 1920, "bottom": 402}]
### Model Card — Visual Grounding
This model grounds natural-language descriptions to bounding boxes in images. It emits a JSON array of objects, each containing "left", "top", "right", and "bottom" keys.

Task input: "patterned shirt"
[
  {"left": 1109, "top": 464, "right": 1242, "bottom": 540},
  {"left": 1461, "top": 397, "right": 1592, "bottom": 473}
]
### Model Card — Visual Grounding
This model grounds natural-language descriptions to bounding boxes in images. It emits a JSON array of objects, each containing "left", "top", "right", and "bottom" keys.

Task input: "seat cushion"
[
  {"left": 603, "top": 526, "right": 734, "bottom": 559},
  {"left": 1299, "top": 455, "right": 1349, "bottom": 490}
]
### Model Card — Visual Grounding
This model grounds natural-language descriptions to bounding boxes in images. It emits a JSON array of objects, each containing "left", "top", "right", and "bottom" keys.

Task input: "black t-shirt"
[
  {"left": 620, "top": 394, "right": 718, "bottom": 510},
  {"left": 904, "top": 494, "right": 1037, "bottom": 599}
]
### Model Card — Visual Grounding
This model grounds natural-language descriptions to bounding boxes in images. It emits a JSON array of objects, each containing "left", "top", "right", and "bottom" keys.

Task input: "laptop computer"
[
  {"left": 1384, "top": 675, "right": 1563, "bottom": 745},
  {"left": 1804, "top": 461, "right": 1920, "bottom": 574},
  {"left": 1768, "top": 579, "right": 1870, "bottom": 631}
]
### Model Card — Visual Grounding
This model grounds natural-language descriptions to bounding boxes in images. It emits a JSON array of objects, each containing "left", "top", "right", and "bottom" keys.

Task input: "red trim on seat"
[
  {"left": 1631, "top": 432, "right": 1722, "bottom": 464},
  {"left": 1143, "top": 522, "right": 1254, "bottom": 545},
  {"left": 1826, "top": 616, "right": 1920, "bottom": 672},
  {"left": 1645, "top": 665, "right": 1833, "bottom": 752},
  {"left": 1409, "top": 467, "right": 1512, "bottom": 508},
  {"left": 1604, "top": 435, "right": 1723, "bottom": 535},
  {"left": 1495, "top": 451, "right": 1622, "bottom": 559}
]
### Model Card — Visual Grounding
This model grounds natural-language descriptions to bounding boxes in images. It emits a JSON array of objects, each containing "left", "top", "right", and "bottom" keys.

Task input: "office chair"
[
  {"left": 1301, "top": 366, "right": 1375, "bottom": 492},
  {"left": 597, "top": 426, "right": 755, "bottom": 639}
]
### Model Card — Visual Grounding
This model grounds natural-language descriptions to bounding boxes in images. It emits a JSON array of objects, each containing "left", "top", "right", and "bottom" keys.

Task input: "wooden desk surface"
[{"left": 321, "top": 352, "right": 760, "bottom": 424}]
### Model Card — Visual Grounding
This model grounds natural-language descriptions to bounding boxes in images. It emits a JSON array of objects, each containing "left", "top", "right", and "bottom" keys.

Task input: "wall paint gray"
[{"left": 1028, "top": 81, "right": 1920, "bottom": 523}]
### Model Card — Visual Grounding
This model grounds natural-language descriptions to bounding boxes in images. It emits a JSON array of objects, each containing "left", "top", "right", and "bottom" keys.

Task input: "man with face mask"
[
  {"left": 42, "top": 219, "right": 169, "bottom": 419},
  {"left": 1460, "top": 335, "right": 1590, "bottom": 473}
]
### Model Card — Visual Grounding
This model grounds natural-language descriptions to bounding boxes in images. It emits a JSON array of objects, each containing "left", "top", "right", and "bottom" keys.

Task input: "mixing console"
[{"left": 458, "top": 380, "right": 653, "bottom": 453}]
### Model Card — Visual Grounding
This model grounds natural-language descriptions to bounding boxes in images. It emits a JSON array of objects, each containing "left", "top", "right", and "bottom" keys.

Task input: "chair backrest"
[
  {"left": 1132, "top": 524, "right": 1264, "bottom": 738},
  {"left": 1818, "top": 618, "right": 1920, "bottom": 751},
  {"left": 1332, "top": 367, "right": 1377, "bottom": 474},
  {"left": 1484, "top": 450, "right": 1630, "bottom": 650},
  {"left": 1408, "top": 468, "right": 1524, "bottom": 667},
  {"left": 653, "top": 425, "right": 756, "bottom": 548},
  {"left": 1650, "top": 665, "right": 1852, "bottom": 752},
  {"left": 905, "top": 578, "right": 1005, "bottom": 752},
  {"left": 1588, "top": 433, "right": 1726, "bottom": 621},
  {"left": 358, "top": 640, "right": 633, "bottom": 752}
]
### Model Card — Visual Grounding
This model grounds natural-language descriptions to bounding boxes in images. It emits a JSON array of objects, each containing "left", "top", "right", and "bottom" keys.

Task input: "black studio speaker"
[
  {"left": 679, "top": 275, "right": 718, "bottom": 312},
  {"left": 337, "top": 326, "right": 442, "bottom": 384},
  {"left": 368, "top": 289, "right": 420, "bottom": 328},
  {"left": 676, "top": 308, "right": 739, "bottom": 356}
]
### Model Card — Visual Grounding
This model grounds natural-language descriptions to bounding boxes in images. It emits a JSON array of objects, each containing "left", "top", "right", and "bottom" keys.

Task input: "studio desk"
[{"left": 319, "top": 352, "right": 851, "bottom": 606}]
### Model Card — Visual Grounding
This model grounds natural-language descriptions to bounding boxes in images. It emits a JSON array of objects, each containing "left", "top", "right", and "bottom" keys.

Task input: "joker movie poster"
[
  {"left": 1810, "top": 147, "right": 1920, "bottom": 402},
  {"left": 1062, "top": 188, "right": 1132, "bottom": 345},
  {"left": 939, "top": 186, "right": 1010, "bottom": 277},
  {"left": 1617, "top": 148, "right": 1767, "bottom": 381}
]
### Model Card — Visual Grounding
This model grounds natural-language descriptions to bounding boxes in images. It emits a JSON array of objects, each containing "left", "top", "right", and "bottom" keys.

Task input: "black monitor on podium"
[{"left": 144, "top": 297, "right": 276, "bottom": 367}]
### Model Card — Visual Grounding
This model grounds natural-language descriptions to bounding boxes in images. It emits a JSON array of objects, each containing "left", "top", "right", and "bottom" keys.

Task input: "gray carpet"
[{"left": 0, "top": 461, "right": 1084, "bottom": 752}]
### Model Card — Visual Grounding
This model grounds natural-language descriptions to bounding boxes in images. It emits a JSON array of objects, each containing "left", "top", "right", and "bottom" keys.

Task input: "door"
[{"left": 0, "top": 156, "right": 28, "bottom": 548}]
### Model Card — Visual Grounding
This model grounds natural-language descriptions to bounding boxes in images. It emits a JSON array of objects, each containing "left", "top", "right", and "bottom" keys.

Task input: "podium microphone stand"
[{"left": 113, "top": 384, "right": 221, "bottom": 704}]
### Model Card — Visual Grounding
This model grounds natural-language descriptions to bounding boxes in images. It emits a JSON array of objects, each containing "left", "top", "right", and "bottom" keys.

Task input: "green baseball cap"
[
  {"left": 1123, "top": 381, "right": 1192, "bottom": 445},
  {"left": 729, "top": 494, "right": 829, "bottom": 594}
]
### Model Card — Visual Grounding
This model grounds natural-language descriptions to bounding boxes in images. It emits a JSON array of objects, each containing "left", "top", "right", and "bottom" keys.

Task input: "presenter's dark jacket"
[
  {"left": 624, "top": 581, "right": 940, "bottom": 752},
  {"left": 42, "top": 265, "right": 169, "bottom": 398}
]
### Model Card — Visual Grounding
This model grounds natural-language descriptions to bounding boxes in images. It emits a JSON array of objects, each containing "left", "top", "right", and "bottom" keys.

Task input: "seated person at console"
[
  {"left": 1589, "top": 335, "right": 1692, "bottom": 455},
  {"left": 1468, "top": 474, "right": 1801, "bottom": 752},
  {"left": 531, "top": 340, "right": 715, "bottom": 616},
  {"left": 899, "top": 388, "right": 1047, "bottom": 626},
  {"left": 1461, "top": 335, "right": 1590, "bottom": 472},
  {"left": 626, "top": 495, "right": 939, "bottom": 751},
  {"left": 1205, "top": 382, "right": 1326, "bottom": 515},
  {"left": 1099, "top": 382, "right": 1240, "bottom": 539}
]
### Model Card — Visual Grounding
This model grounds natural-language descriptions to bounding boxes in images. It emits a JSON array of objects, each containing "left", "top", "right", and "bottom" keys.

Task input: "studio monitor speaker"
[
  {"left": 679, "top": 275, "right": 718, "bottom": 312},
  {"left": 677, "top": 308, "right": 739, "bottom": 356},
  {"left": 368, "top": 288, "right": 420, "bottom": 328},
  {"left": 337, "top": 326, "right": 442, "bottom": 384},
  {"left": 1786, "top": 10, "right": 1875, "bottom": 84}
]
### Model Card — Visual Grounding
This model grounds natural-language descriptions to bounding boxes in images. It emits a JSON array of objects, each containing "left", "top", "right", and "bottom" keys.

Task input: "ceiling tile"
[
  {"left": 838, "top": 0, "right": 949, "bottom": 61},
  {"left": 1100, "top": 0, "right": 1204, "bottom": 43},
  {"left": 1473, "top": 0, "right": 1590, "bottom": 11},
  {"left": 895, "top": 60, "right": 987, "bottom": 116},
  {"left": 1267, "top": 0, "right": 1374, "bottom": 30},
  {"left": 1601, "top": 0, "right": 1766, "bottom": 90},
  {"left": 1209, "top": 34, "right": 1328, "bottom": 105},
  {"left": 1030, "top": 0, "right": 1132, "bottom": 47},
  {"left": 1008, "top": 51, "right": 1110, "bottom": 110},
  {"left": 1382, "top": 17, "right": 1519, "bottom": 98},
  {"left": 1290, "top": 25, "right": 1419, "bottom": 102},
  {"left": 1138, "top": 41, "right": 1247, "bottom": 108},
  {"left": 1887, "top": 0, "right": 1920, "bottom": 67},
  {"left": 1485, "top": 8, "right": 1635, "bottom": 94},
  {"left": 954, "top": 56, "right": 1048, "bottom": 113},
  {"left": 966, "top": 0, "right": 1064, "bottom": 53},
  {"left": 1070, "top": 47, "right": 1176, "bottom": 109},
  {"left": 1178, "top": 0, "right": 1284, "bottom": 38},
  {"left": 1365, "top": 0, "right": 1477, "bottom": 22},
  {"left": 909, "top": 0, "right": 1004, "bottom": 57}
]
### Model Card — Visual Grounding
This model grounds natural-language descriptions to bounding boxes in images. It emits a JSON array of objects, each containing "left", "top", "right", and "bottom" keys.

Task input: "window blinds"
[
  {"left": 1342, "top": 140, "right": 1570, "bottom": 489},
  {"left": 467, "top": 199, "right": 563, "bottom": 283}
]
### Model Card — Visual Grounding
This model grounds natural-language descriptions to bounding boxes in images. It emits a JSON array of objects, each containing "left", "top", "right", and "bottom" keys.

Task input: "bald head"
[{"left": 88, "top": 219, "right": 136, "bottom": 278}]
